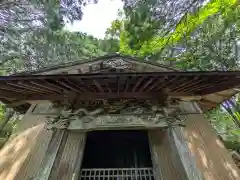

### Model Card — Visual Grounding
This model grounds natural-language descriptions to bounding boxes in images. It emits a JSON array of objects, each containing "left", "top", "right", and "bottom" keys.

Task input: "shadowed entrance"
[{"left": 80, "top": 130, "right": 155, "bottom": 180}]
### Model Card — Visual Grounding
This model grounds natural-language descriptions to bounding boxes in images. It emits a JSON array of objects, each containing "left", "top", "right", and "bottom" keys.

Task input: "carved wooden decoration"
[
  {"left": 30, "top": 100, "right": 201, "bottom": 130},
  {"left": 102, "top": 58, "right": 132, "bottom": 70}
]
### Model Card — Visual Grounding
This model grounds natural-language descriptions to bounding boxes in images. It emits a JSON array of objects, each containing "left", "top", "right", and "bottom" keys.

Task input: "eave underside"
[{"left": 0, "top": 71, "right": 239, "bottom": 113}]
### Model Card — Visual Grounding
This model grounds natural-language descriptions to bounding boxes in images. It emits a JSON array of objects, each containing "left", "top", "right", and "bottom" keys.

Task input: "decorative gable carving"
[
  {"left": 38, "top": 55, "right": 175, "bottom": 75},
  {"left": 102, "top": 58, "right": 132, "bottom": 69}
]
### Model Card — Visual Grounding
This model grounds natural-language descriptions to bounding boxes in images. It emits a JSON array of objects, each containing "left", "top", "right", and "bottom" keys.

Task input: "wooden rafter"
[
  {"left": 64, "top": 77, "right": 84, "bottom": 92},
  {"left": 58, "top": 80, "right": 79, "bottom": 93},
  {"left": 117, "top": 77, "right": 120, "bottom": 94},
  {"left": 0, "top": 71, "right": 238, "bottom": 112},
  {"left": 124, "top": 76, "right": 130, "bottom": 92},
  {"left": 155, "top": 76, "right": 178, "bottom": 91},
  {"left": 30, "top": 81, "right": 61, "bottom": 94},
  {"left": 93, "top": 80, "right": 104, "bottom": 92},
  {"left": 132, "top": 76, "right": 145, "bottom": 92},
  {"left": 145, "top": 76, "right": 167, "bottom": 92},
  {"left": 170, "top": 77, "right": 198, "bottom": 92},
  {"left": 139, "top": 77, "right": 155, "bottom": 92},
  {"left": 3, "top": 54, "right": 239, "bottom": 113},
  {"left": 76, "top": 78, "right": 95, "bottom": 92}
]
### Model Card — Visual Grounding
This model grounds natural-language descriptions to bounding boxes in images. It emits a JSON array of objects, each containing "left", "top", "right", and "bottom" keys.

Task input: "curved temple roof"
[{"left": 1, "top": 54, "right": 240, "bottom": 113}]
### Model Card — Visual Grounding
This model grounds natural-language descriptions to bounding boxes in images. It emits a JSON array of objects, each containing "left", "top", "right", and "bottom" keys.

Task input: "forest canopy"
[{"left": 0, "top": 0, "right": 239, "bottom": 150}]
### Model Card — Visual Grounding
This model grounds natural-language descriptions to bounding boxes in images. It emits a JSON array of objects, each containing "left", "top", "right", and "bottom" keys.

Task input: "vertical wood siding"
[
  {"left": 49, "top": 131, "right": 86, "bottom": 180},
  {"left": 148, "top": 129, "right": 189, "bottom": 180},
  {"left": 149, "top": 101, "right": 240, "bottom": 180},
  {"left": 0, "top": 104, "right": 53, "bottom": 180},
  {"left": 182, "top": 114, "right": 240, "bottom": 180},
  {"left": 171, "top": 127, "right": 203, "bottom": 180},
  {"left": 15, "top": 125, "right": 53, "bottom": 180},
  {"left": 0, "top": 103, "right": 87, "bottom": 180},
  {"left": 36, "top": 130, "right": 66, "bottom": 180}
]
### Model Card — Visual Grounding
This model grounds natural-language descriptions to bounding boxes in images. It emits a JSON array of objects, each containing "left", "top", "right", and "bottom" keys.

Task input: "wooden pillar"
[
  {"left": 0, "top": 104, "right": 54, "bottom": 180},
  {"left": 48, "top": 131, "right": 86, "bottom": 180},
  {"left": 179, "top": 102, "right": 240, "bottom": 179},
  {"left": 148, "top": 129, "right": 190, "bottom": 180},
  {"left": 36, "top": 129, "right": 66, "bottom": 180},
  {"left": 0, "top": 103, "right": 87, "bottom": 180},
  {"left": 149, "top": 101, "right": 240, "bottom": 180},
  {"left": 182, "top": 114, "right": 240, "bottom": 180},
  {"left": 171, "top": 127, "right": 203, "bottom": 180}
]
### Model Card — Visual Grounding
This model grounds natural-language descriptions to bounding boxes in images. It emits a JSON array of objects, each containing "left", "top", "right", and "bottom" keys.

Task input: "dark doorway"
[{"left": 81, "top": 130, "right": 153, "bottom": 169}]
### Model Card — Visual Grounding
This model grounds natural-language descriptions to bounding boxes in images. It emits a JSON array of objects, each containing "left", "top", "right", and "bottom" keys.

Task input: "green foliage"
[
  {"left": 0, "top": 105, "right": 14, "bottom": 148},
  {"left": 118, "top": 0, "right": 239, "bottom": 58},
  {"left": 0, "top": 0, "right": 103, "bottom": 74},
  {"left": 105, "top": 19, "right": 123, "bottom": 39},
  {"left": 206, "top": 107, "right": 240, "bottom": 142},
  {"left": 112, "top": 0, "right": 240, "bottom": 149},
  {"left": 0, "top": 0, "right": 110, "bottom": 148},
  {"left": 0, "top": 0, "right": 240, "bottom": 150},
  {"left": 119, "top": 0, "right": 162, "bottom": 55},
  {"left": 137, "top": 0, "right": 238, "bottom": 56}
]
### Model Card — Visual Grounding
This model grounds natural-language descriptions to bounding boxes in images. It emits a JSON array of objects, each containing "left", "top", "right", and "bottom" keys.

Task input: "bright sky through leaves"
[{"left": 65, "top": 0, "right": 123, "bottom": 39}]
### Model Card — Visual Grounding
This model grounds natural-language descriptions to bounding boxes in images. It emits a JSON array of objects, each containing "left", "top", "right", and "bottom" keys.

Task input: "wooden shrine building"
[{"left": 0, "top": 54, "right": 240, "bottom": 180}]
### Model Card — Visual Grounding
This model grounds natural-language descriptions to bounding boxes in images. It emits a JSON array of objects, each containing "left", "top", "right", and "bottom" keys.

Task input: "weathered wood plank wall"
[
  {"left": 0, "top": 103, "right": 86, "bottom": 180},
  {"left": 171, "top": 127, "right": 202, "bottom": 180},
  {"left": 0, "top": 104, "right": 85, "bottom": 180},
  {"left": 36, "top": 130, "right": 66, "bottom": 180},
  {"left": 0, "top": 104, "right": 53, "bottom": 180},
  {"left": 49, "top": 131, "right": 86, "bottom": 180},
  {"left": 148, "top": 129, "right": 189, "bottom": 180},
  {"left": 182, "top": 113, "right": 240, "bottom": 180},
  {"left": 1, "top": 99, "right": 239, "bottom": 180},
  {"left": 149, "top": 102, "right": 240, "bottom": 180}
]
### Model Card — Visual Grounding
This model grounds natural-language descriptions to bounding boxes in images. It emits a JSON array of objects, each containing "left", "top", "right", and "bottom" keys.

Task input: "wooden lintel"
[
  {"left": 2, "top": 71, "right": 240, "bottom": 81},
  {"left": 0, "top": 91, "right": 196, "bottom": 102}
]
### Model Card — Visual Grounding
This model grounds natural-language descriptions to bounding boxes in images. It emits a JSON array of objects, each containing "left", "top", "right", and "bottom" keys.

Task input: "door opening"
[{"left": 79, "top": 130, "right": 155, "bottom": 180}]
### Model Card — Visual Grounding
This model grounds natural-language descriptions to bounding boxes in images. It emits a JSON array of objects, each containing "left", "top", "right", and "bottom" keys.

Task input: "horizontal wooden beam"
[
  {"left": 1, "top": 71, "right": 239, "bottom": 81},
  {"left": 0, "top": 92, "right": 196, "bottom": 102}
]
